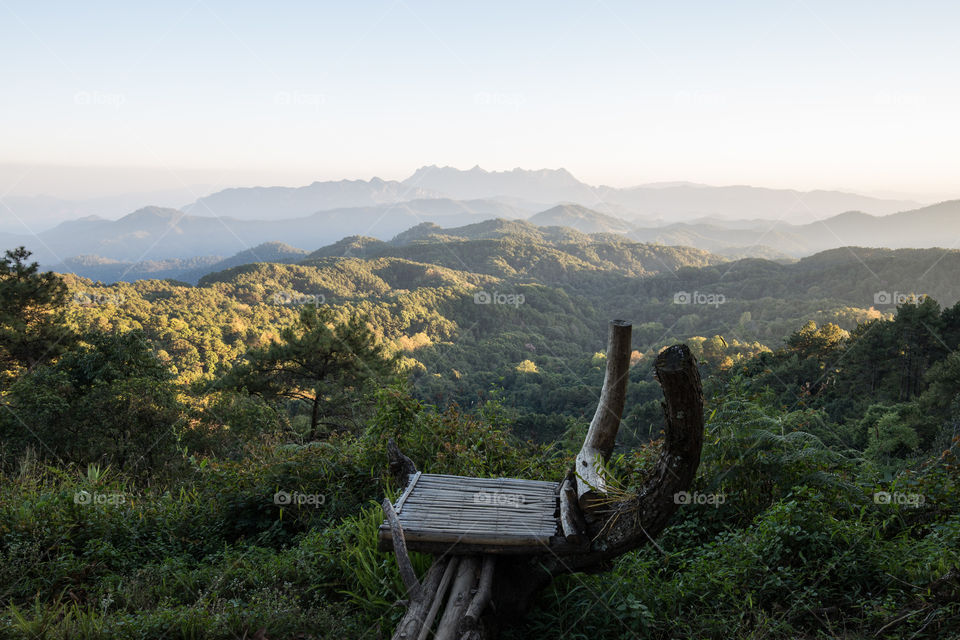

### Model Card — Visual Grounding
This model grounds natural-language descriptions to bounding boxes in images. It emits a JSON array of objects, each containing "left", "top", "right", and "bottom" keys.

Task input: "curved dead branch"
[{"left": 549, "top": 342, "right": 704, "bottom": 572}]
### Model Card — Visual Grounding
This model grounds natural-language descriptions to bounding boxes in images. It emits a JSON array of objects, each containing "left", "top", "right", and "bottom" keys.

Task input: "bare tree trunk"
[
  {"left": 309, "top": 394, "right": 321, "bottom": 440},
  {"left": 575, "top": 320, "right": 632, "bottom": 511},
  {"left": 388, "top": 437, "right": 417, "bottom": 486}
]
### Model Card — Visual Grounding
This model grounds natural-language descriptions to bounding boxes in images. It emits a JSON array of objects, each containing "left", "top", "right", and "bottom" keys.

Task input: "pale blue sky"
[{"left": 1, "top": 1, "right": 957, "bottom": 199}]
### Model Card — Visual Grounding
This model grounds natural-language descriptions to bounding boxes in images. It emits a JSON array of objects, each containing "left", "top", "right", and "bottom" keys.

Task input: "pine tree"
[
  {"left": 225, "top": 305, "right": 398, "bottom": 439},
  {"left": 0, "top": 247, "right": 76, "bottom": 381}
]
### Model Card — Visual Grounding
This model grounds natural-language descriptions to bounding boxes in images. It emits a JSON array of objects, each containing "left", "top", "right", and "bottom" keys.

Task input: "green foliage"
[
  {"left": 1, "top": 331, "right": 181, "bottom": 472},
  {"left": 510, "top": 400, "right": 960, "bottom": 640},
  {"left": 0, "top": 247, "right": 76, "bottom": 382},
  {"left": 863, "top": 403, "right": 923, "bottom": 461},
  {"left": 224, "top": 306, "right": 398, "bottom": 439}
]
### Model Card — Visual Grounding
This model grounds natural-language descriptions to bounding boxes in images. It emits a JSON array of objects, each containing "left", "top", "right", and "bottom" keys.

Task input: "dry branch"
[
  {"left": 388, "top": 437, "right": 418, "bottom": 486},
  {"left": 559, "top": 472, "right": 587, "bottom": 544},
  {"left": 551, "top": 343, "right": 704, "bottom": 571}
]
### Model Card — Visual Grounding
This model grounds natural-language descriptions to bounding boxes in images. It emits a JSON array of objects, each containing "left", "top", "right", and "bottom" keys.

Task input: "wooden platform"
[{"left": 379, "top": 472, "right": 561, "bottom": 555}]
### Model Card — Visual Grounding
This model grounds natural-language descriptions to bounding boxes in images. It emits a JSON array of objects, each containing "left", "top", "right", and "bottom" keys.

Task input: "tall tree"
[
  {"left": 0, "top": 247, "right": 75, "bottom": 381},
  {"left": 225, "top": 305, "right": 398, "bottom": 439}
]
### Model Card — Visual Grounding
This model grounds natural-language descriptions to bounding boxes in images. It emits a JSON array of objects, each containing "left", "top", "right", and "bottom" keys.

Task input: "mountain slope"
[
  {"left": 528, "top": 204, "right": 633, "bottom": 234},
  {"left": 4, "top": 200, "right": 526, "bottom": 266},
  {"left": 182, "top": 177, "right": 441, "bottom": 220},
  {"left": 302, "top": 221, "right": 722, "bottom": 284},
  {"left": 596, "top": 183, "right": 919, "bottom": 223}
]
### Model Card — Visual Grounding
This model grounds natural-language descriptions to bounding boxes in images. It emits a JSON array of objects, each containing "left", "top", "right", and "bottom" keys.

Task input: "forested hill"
[
  {"left": 301, "top": 225, "right": 722, "bottom": 282},
  {"left": 3, "top": 237, "right": 959, "bottom": 637},
  {"left": 56, "top": 237, "right": 960, "bottom": 439}
]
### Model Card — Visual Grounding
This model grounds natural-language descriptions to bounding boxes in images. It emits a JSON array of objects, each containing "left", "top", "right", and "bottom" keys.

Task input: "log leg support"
[{"left": 389, "top": 554, "right": 501, "bottom": 640}]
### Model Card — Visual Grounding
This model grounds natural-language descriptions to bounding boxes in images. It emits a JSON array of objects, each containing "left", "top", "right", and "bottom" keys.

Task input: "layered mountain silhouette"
[
  {"left": 173, "top": 165, "right": 918, "bottom": 224},
  {"left": 626, "top": 200, "right": 960, "bottom": 256},
  {"left": 2, "top": 165, "right": 954, "bottom": 285},
  {"left": 182, "top": 177, "right": 442, "bottom": 220},
  {"left": 19, "top": 198, "right": 960, "bottom": 285}
]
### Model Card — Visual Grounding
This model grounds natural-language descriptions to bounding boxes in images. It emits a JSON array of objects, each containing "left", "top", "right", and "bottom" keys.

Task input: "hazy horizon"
[
  {"left": 2, "top": 161, "right": 956, "bottom": 204},
  {"left": 3, "top": 1, "right": 960, "bottom": 203}
]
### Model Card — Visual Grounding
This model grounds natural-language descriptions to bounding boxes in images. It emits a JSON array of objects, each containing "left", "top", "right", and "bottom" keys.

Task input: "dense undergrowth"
[{"left": 2, "top": 380, "right": 958, "bottom": 638}]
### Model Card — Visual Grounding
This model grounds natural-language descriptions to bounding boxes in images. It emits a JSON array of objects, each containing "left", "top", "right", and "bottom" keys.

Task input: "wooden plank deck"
[{"left": 379, "top": 474, "right": 561, "bottom": 555}]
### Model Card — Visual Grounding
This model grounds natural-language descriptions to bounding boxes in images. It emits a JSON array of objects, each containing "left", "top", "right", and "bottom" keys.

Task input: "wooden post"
[
  {"left": 415, "top": 557, "right": 460, "bottom": 640},
  {"left": 575, "top": 320, "right": 632, "bottom": 511},
  {"left": 559, "top": 472, "right": 588, "bottom": 544},
  {"left": 382, "top": 499, "right": 420, "bottom": 599},
  {"left": 462, "top": 556, "right": 496, "bottom": 631},
  {"left": 434, "top": 556, "right": 481, "bottom": 640},
  {"left": 392, "top": 557, "right": 451, "bottom": 640}
]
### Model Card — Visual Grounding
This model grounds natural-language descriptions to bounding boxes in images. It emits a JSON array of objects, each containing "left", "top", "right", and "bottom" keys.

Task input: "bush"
[{"left": 1, "top": 331, "right": 182, "bottom": 473}]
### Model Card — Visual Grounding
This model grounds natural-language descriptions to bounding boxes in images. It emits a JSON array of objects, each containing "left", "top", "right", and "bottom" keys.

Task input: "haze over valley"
[{"left": 3, "top": 165, "right": 956, "bottom": 284}]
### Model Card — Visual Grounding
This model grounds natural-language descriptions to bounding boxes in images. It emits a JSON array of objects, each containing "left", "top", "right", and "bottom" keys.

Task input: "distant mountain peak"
[
  {"left": 118, "top": 206, "right": 184, "bottom": 223},
  {"left": 529, "top": 204, "right": 633, "bottom": 234},
  {"left": 828, "top": 210, "right": 876, "bottom": 221},
  {"left": 402, "top": 165, "right": 589, "bottom": 202}
]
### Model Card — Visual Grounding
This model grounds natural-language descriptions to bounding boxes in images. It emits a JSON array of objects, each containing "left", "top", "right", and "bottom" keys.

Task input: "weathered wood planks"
[{"left": 379, "top": 473, "right": 561, "bottom": 554}]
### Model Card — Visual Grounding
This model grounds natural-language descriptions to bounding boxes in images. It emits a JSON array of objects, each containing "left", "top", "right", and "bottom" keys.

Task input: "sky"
[{"left": 1, "top": 0, "right": 958, "bottom": 200}]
